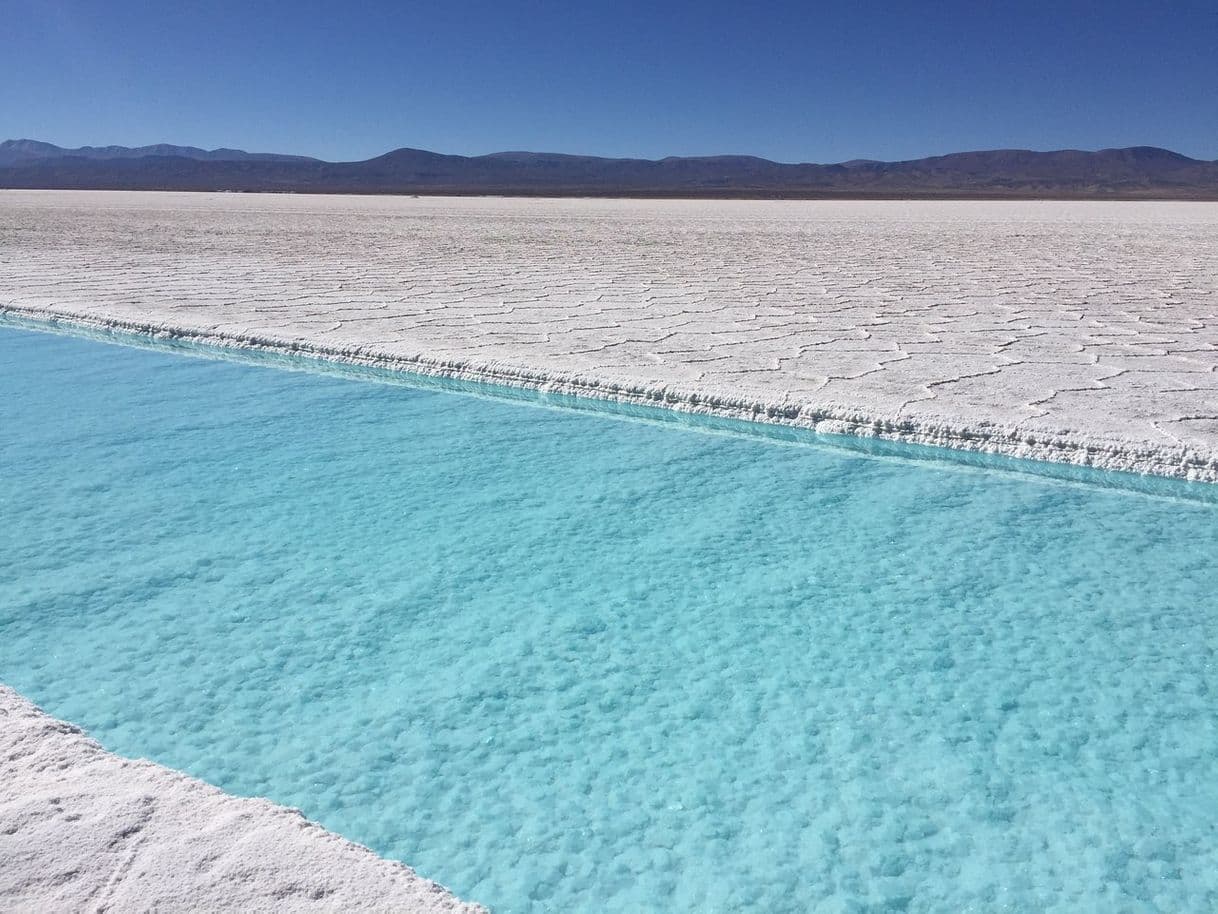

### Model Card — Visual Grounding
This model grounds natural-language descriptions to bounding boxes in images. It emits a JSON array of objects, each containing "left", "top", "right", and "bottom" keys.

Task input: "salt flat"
[
  {"left": 0, "top": 686, "right": 482, "bottom": 912},
  {"left": 1, "top": 189, "right": 1216, "bottom": 480}
]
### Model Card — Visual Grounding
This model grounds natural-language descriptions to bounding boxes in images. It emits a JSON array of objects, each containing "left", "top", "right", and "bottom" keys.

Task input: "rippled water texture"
[{"left": 2, "top": 326, "right": 1217, "bottom": 913}]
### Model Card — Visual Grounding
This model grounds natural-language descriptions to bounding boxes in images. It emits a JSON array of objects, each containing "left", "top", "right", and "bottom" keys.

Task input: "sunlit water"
[{"left": 2, "top": 325, "right": 1217, "bottom": 914}]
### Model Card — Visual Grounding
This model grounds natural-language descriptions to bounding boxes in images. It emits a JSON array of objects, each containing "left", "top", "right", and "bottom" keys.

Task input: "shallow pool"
[{"left": 2, "top": 324, "right": 1216, "bottom": 913}]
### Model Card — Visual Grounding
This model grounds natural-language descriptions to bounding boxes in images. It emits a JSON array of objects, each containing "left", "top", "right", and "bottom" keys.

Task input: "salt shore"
[
  {"left": 1, "top": 191, "right": 1215, "bottom": 480},
  {"left": 0, "top": 687, "right": 483, "bottom": 912}
]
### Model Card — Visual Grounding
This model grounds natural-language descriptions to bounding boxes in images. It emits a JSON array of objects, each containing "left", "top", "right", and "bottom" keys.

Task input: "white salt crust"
[
  {"left": 4, "top": 299, "right": 1216, "bottom": 482},
  {"left": 1, "top": 191, "right": 1215, "bottom": 481},
  {"left": 0, "top": 686, "right": 484, "bottom": 912}
]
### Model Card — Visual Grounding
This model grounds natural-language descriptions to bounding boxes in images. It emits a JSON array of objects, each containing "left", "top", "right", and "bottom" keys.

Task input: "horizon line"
[{"left": 5, "top": 137, "right": 1216, "bottom": 168}]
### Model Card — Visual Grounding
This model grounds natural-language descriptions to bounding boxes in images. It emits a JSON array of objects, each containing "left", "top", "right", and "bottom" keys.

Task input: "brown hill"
[{"left": 1, "top": 140, "right": 1214, "bottom": 199}]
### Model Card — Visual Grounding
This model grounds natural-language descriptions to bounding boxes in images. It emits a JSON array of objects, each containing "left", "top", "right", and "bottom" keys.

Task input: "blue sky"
[{"left": 3, "top": 0, "right": 1215, "bottom": 162}]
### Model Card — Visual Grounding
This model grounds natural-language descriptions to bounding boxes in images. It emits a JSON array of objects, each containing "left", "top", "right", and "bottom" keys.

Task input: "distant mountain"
[
  {"left": 0, "top": 139, "right": 316, "bottom": 167},
  {"left": 1, "top": 139, "right": 1215, "bottom": 199}
]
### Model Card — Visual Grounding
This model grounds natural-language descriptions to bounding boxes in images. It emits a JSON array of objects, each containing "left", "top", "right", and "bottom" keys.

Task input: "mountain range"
[{"left": 2, "top": 139, "right": 1216, "bottom": 199}]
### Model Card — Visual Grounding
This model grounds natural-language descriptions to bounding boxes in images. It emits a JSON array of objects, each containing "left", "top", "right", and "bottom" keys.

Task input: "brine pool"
[{"left": 1, "top": 322, "right": 1217, "bottom": 913}]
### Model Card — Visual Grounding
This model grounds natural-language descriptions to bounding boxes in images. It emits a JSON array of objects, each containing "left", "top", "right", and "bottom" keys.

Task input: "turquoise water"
[{"left": 2, "top": 325, "right": 1217, "bottom": 913}]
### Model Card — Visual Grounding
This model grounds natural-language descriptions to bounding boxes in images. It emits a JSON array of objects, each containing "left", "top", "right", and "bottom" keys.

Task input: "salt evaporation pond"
[{"left": 2, "top": 324, "right": 1216, "bottom": 913}]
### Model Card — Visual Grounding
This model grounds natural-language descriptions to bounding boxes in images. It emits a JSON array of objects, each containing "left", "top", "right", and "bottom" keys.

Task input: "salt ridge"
[{"left": 3, "top": 301, "right": 1215, "bottom": 482}]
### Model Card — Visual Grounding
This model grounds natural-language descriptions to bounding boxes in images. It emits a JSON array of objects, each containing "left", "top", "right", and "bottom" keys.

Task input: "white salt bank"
[
  {"left": 1, "top": 190, "right": 1215, "bottom": 480},
  {"left": 0, "top": 687, "right": 482, "bottom": 912}
]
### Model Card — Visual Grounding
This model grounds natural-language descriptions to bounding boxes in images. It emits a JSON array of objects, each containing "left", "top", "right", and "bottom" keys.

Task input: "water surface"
[{"left": 1, "top": 326, "right": 1216, "bottom": 913}]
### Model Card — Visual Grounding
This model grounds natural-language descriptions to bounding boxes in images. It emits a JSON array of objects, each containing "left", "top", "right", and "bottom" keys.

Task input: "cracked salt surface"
[
  {"left": 2, "top": 327, "right": 1217, "bottom": 913},
  {"left": 1, "top": 190, "right": 1215, "bottom": 480}
]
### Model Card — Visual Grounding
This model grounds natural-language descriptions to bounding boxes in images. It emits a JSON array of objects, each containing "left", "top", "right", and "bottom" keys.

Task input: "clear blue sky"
[{"left": 3, "top": 0, "right": 1215, "bottom": 162}]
